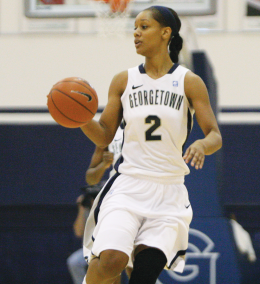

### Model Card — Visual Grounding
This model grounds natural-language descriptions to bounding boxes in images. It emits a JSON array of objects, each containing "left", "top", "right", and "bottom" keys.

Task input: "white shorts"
[{"left": 84, "top": 173, "right": 192, "bottom": 272}]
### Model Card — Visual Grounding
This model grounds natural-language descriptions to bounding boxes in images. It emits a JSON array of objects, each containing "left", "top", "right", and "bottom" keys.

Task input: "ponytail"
[{"left": 169, "top": 33, "right": 183, "bottom": 63}]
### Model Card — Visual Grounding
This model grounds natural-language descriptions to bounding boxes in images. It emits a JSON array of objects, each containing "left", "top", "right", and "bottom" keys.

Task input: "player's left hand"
[
  {"left": 183, "top": 140, "right": 205, "bottom": 170},
  {"left": 76, "top": 194, "right": 85, "bottom": 205}
]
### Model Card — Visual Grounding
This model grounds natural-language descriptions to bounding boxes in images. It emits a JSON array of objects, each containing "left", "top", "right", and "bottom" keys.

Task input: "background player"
[
  {"left": 67, "top": 124, "right": 124, "bottom": 284},
  {"left": 86, "top": 123, "right": 124, "bottom": 185}
]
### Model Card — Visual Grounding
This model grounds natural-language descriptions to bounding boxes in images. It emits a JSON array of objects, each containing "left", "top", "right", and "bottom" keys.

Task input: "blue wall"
[{"left": 0, "top": 125, "right": 95, "bottom": 205}]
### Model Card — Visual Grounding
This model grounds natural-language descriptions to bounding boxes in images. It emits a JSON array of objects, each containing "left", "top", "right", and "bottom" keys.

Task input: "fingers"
[
  {"left": 183, "top": 147, "right": 205, "bottom": 170},
  {"left": 103, "top": 151, "right": 114, "bottom": 165},
  {"left": 190, "top": 152, "right": 205, "bottom": 170},
  {"left": 183, "top": 148, "right": 190, "bottom": 162}
]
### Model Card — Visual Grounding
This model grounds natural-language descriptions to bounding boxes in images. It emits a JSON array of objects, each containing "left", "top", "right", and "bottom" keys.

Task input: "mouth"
[{"left": 134, "top": 39, "right": 142, "bottom": 48}]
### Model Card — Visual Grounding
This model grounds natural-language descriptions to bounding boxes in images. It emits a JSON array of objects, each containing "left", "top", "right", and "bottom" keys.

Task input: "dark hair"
[{"left": 146, "top": 7, "right": 183, "bottom": 63}]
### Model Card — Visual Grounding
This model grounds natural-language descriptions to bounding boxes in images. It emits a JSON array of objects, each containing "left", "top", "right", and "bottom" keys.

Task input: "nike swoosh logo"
[
  {"left": 132, "top": 85, "right": 143, "bottom": 89},
  {"left": 71, "top": 90, "right": 92, "bottom": 101},
  {"left": 185, "top": 204, "right": 191, "bottom": 209}
]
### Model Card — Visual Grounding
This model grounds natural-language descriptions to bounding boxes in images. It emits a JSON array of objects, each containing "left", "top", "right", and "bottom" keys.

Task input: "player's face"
[{"left": 134, "top": 10, "right": 165, "bottom": 57}]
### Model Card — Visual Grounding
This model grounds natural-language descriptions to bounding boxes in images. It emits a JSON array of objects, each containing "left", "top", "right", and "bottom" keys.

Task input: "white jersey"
[
  {"left": 118, "top": 63, "right": 194, "bottom": 184},
  {"left": 108, "top": 125, "right": 124, "bottom": 177},
  {"left": 83, "top": 65, "right": 194, "bottom": 271}
]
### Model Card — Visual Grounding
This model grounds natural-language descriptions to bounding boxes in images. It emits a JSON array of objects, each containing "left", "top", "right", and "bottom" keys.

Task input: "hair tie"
[{"left": 152, "top": 6, "right": 178, "bottom": 36}]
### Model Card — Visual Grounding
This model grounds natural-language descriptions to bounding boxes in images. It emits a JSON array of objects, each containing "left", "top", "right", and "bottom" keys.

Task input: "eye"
[{"left": 134, "top": 24, "right": 148, "bottom": 31}]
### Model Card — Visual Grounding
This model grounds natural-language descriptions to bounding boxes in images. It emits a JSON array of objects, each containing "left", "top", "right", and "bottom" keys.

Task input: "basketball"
[{"left": 47, "top": 77, "right": 98, "bottom": 128}]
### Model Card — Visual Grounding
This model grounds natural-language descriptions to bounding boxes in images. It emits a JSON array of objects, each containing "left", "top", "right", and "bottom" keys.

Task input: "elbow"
[
  {"left": 219, "top": 138, "right": 223, "bottom": 150},
  {"left": 96, "top": 131, "right": 114, "bottom": 149},
  {"left": 218, "top": 133, "right": 223, "bottom": 151},
  {"left": 96, "top": 141, "right": 111, "bottom": 149}
]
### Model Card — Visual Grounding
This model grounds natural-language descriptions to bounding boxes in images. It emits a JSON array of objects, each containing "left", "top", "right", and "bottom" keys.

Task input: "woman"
[{"left": 80, "top": 5, "right": 222, "bottom": 284}]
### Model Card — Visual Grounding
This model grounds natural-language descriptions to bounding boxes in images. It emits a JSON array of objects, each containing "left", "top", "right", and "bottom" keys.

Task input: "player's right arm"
[
  {"left": 86, "top": 146, "right": 114, "bottom": 185},
  {"left": 80, "top": 71, "right": 128, "bottom": 148}
]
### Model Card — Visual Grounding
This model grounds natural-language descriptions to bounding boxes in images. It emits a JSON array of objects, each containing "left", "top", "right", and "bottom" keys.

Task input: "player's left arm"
[
  {"left": 183, "top": 71, "right": 222, "bottom": 169},
  {"left": 86, "top": 146, "right": 114, "bottom": 185},
  {"left": 73, "top": 195, "right": 87, "bottom": 238}
]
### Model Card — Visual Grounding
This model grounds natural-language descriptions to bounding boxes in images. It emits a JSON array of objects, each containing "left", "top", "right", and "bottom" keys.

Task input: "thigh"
[
  {"left": 92, "top": 209, "right": 142, "bottom": 261},
  {"left": 135, "top": 218, "right": 180, "bottom": 260}
]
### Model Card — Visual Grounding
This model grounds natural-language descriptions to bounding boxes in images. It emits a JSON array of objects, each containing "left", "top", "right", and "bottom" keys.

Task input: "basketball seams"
[
  {"left": 50, "top": 93, "right": 87, "bottom": 124},
  {"left": 51, "top": 89, "right": 95, "bottom": 116},
  {"left": 55, "top": 80, "right": 98, "bottom": 104}
]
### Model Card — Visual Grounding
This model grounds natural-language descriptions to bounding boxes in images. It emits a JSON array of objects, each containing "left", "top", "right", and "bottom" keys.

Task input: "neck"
[{"left": 144, "top": 53, "right": 173, "bottom": 79}]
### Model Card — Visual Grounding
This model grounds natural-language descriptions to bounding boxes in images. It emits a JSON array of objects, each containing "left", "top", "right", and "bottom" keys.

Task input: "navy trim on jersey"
[
  {"left": 119, "top": 122, "right": 124, "bottom": 129},
  {"left": 168, "top": 63, "right": 179, "bottom": 74},
  {"left": 94, "top": 172, "right": 120, "bottom": 224},
  {"left": 114, "top": 155, "right": 124, "bottom": 173},
  {"left": 168, "top": 249, "right": 186, "bottom": 269},
  {"left": 138, "top": 63, "right": 179, "bottom": 74},
  {"left": 114, "top": 121, "right": 125, "bottom": 173},
  {"left": 114, "top": 143, "right": 124, "bottom": 173},
  {"left": 182, "top": 108, "right": 193, "bottom": 154},
  {"left": 139, "top": 64, "right": 146, "bottom": 74}
]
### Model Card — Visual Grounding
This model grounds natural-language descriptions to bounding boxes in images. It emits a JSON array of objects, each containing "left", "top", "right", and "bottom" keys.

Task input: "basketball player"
[{"left": 80, "top": 6, "right": 222, "bottom": 284}]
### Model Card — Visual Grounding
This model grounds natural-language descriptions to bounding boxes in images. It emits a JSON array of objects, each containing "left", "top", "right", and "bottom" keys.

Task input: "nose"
[{"left": 133, "top": 28, "right": 141, "bottom": 37}]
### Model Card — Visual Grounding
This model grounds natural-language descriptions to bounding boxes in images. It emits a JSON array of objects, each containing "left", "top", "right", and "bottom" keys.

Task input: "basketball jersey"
[
  {"left": 108, "top": 125, "right": 124, "bottom": 177},
  {"left": 118, "top": 63, "right": 194, "bottom": 184}
]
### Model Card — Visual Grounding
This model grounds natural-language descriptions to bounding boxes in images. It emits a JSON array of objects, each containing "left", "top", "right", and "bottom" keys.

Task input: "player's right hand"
[{"left": 102, "top": 151, "right": 114, "bottom": 168}]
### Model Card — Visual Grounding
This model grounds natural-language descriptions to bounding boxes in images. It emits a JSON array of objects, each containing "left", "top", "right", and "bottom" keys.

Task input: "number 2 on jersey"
[{"left": 145, "top": 115, "right": 161, "bottom": 141}]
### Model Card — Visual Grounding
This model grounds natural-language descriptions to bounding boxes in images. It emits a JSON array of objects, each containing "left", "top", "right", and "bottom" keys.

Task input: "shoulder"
[
  {"left": 113, "top": 70, "right": 128, "bottom": 81},
  {"left": 184, "top": 70, "right": 208, "bottom": 103},
  {"left": 109, "top": 70, "right": 128, "bottom": 95},
  {"left": 111, "top": 70, "right": 128, "bottom": 85},
  {"left": 184, "top": 70, "right": 204, "bottom": 87}
]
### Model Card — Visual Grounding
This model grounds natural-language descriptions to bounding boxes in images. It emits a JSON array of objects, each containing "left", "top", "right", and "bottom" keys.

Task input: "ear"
[{"left": 162, "top": 27, "right": 172, "bottom": 40}]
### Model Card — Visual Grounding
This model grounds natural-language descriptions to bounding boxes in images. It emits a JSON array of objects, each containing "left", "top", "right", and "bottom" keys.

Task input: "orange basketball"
[{"left": 47, "top": 77, "right": 98, "bottom": 128}]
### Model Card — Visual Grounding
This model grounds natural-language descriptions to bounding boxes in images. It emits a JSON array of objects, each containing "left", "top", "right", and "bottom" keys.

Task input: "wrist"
[
  {"left": 195, "top": 139, "right": 206, "bottom": 151},
  {"left": 101, "top": 161, "right": 112, "bottom": 169}
]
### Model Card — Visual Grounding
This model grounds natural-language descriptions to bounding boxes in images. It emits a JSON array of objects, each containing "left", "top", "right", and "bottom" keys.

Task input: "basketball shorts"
[{"left": 83, "top": 173, "right": 192, "bottom": 272}]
